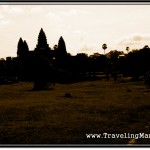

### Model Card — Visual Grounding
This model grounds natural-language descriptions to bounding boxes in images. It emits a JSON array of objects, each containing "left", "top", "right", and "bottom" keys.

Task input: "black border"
[
  {"left": 1, "top": 0, "right": 150, "bottom": 2},
  {"left": 0, "top": 0, "right": 150, "bottom": 2},
  {"left": 0, "top": 1, "right": 150, "bottom": 147}
]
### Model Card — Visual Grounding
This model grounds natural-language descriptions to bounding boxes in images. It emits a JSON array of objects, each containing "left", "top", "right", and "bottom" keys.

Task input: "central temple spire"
[{"left": 35, "top": 28, "right": 50, "bottom": 50}]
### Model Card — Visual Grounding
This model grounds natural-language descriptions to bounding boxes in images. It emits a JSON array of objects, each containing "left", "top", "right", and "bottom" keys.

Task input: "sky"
[{"left": 1, "top": 4, "right": 150, "bottom": 58}]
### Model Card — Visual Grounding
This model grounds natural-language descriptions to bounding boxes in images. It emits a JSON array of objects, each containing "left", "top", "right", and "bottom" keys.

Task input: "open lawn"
[{"left": 0, "top": 79, "right": 150, "bottom": 145}]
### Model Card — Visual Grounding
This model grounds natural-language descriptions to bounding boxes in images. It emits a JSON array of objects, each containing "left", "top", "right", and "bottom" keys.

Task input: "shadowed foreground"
[{"left": 0, "top": 80, "right": 150, "bottom": 145}]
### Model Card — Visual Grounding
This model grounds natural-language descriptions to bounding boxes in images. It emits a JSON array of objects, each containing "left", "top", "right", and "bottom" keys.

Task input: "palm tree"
[{"left": 102, "top": 43, "right": 107, "bottom": 55}]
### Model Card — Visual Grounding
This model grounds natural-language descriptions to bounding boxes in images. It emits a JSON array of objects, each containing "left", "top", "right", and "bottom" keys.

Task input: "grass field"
[{"left": 0, "top": 78, "right": 150, "bottom": 145}]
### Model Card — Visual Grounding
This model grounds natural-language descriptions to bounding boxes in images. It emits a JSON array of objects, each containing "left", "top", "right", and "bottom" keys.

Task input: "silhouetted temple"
[
  {"left": 1, "top": 27, "right": 150, "bottom": 85},
  {"left": 17, "top": 28, "right": 67, "bottom": 61}
]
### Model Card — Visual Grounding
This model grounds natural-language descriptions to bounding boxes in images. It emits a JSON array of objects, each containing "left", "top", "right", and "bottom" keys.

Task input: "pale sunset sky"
[{"left": 0, "top": 3, "right": 150, "bottom": 58}]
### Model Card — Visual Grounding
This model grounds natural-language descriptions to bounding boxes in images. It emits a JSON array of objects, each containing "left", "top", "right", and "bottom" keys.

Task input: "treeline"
[{"left": 0, "top": 45, "right": 150, "bottom": 86}]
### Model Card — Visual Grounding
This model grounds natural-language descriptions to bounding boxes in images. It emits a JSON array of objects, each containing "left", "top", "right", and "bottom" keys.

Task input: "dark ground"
[{"left": 0, "top": 78, "right": 150, "bottom": 145}]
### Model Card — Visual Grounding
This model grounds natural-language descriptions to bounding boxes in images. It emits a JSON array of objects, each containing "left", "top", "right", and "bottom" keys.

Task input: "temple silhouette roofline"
[{"left": 17, "top": 28, "right": 68, "bottom": 60}]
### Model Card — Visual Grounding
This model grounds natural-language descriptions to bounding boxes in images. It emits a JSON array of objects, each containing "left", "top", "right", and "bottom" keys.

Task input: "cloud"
[{"left": 117, "top": 33, "right": 150, "bottom": 46}]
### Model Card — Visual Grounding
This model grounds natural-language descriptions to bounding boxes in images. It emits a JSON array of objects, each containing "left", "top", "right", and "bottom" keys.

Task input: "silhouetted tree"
[
  {"left": 144, "top": 70, "right": 150, "bottom": 88},
  {"left": 124, "top": 47, "right": 150, "bottom": 80},
  {"left": 102, "top": 43, "right": 107, "bottom": 55},
  {"left": 143, "top": 45, "right": 149, "bottom": 49},
  {"left": 53, "top": 44, "right": 58, "bottom": 50},
  {"left": 105, "top": 50, "right": 124, "bottom": 81},
  {"left": 88, "top": 53, "right": 105, "bottom": 79},
  {"left": 106, "top": 50, "right": 124, "bottom": 61},
  {"left": 139, "top": 45, "right": 150, "bottom": 73}
]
